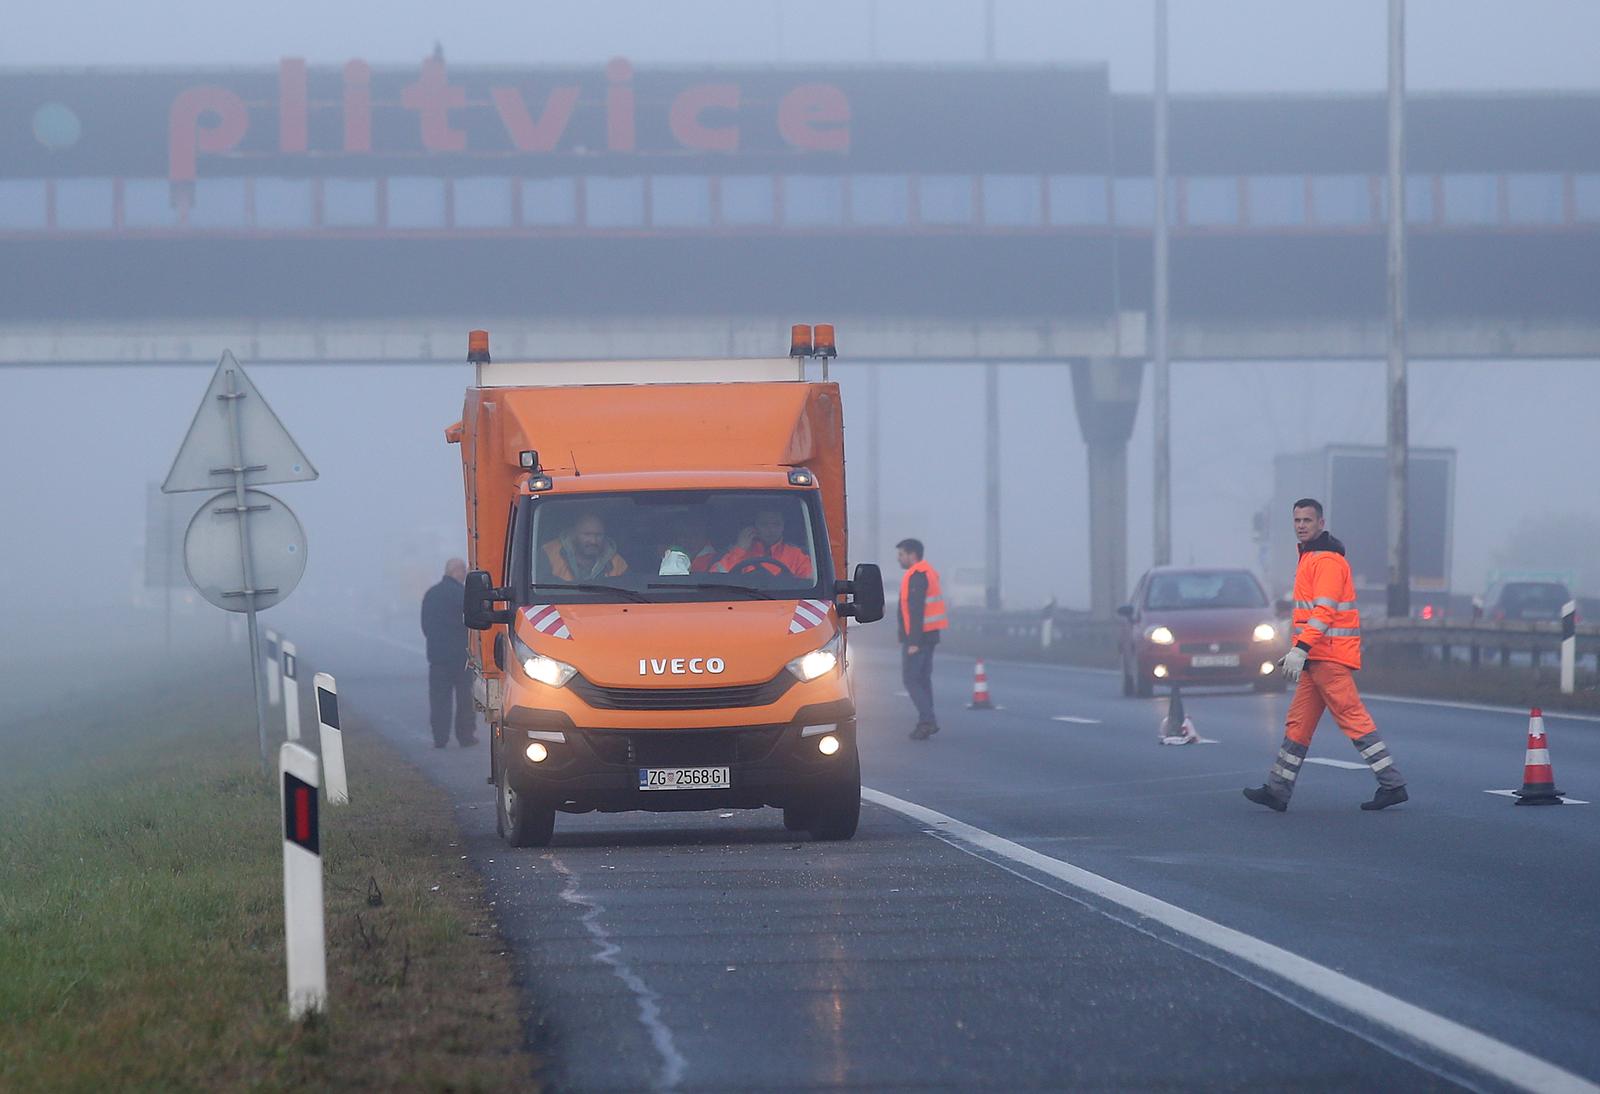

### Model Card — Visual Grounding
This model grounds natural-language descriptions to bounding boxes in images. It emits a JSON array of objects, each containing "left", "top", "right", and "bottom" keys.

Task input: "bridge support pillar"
[{"left": 1071, "top": 356, "right": 1145, "bottom": 619}]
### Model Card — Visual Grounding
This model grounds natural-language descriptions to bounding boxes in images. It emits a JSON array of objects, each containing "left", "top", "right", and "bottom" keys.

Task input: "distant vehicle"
[
  {"left": 1483, "top": 579, "right": 1572, "bottom": 623},
  {"left": 1117, "top": 567, "right": 1289, "bottom": 698}
]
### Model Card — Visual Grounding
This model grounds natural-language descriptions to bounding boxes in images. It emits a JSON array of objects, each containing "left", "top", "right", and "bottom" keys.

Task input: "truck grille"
[
  {"left": 569, "top": 672, "right": 796, "bottom": 711},
  {"left": 584, "top": 726, "right": 785, "bottom": 767}
]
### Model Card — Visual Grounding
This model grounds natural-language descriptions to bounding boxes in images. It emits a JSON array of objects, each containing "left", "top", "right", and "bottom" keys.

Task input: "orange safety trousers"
[{"left": 1284, "top": 660, "right": 1377, "bottom": 746}]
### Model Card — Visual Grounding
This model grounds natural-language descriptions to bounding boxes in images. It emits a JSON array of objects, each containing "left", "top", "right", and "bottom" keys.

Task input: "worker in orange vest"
[
  {"left": 897, "top": 537, "right": 949, "bottom": 740},
  {"left": 714, "top": 507, "right": 813, "bottom": 578},
  {"left": 1245, "top": 498, "right": 1408, "bottom": 812},
  {"left": 542, "top": 512, "right": 629, "bottom": 582}
]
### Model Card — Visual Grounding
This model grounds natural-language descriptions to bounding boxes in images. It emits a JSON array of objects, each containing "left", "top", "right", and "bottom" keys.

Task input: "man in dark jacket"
[
  {"left": 421, "top": 558, "right": 477, "bottom": 748},
  {"left": 897, "top": 538, "right": 949, "bottom": 740}
]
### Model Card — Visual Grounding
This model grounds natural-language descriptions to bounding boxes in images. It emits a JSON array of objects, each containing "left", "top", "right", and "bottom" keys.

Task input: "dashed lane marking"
[
  {"left": 1052, "top": 715, "right": 1102, "bottom": 724},
  {"left": 1304, "top": 758, "right": 1368, "bottom": 771},
  {"left": 1485, "top": 790, "right": 1590, "bottom": 804},
  {"left": 861, "top": 785, "right": 1600, "bottom": 1094}
]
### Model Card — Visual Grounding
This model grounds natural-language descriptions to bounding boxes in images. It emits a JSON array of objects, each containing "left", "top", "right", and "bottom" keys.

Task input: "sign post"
[
  {"left": 315, "top": 672, "right": 350, "bottom": 805},
  {"left": 280, "top": 741, "right": 327, "bottom": 1019},
  {"left": 163, "top": 350, "right": 316, "bottom": 772},
  {"left": 281, "top": 639, "right": 301, "bottom": 741}
]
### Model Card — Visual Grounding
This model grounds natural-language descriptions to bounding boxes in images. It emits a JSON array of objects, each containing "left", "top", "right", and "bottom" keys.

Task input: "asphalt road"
[{"left": 306, "top": 622, "right": 1600, "bottom": 1092}]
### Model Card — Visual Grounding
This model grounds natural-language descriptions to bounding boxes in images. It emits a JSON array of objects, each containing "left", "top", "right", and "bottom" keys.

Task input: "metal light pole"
[
  {"left": 1152, "top": 0, "right": 1172, "bottom": 567},
  {"left": 1386, "top": 0, "right": 1411, "bottom": 618},
  {"left": 982, "top": 0, "right": 1002, "bottom": 609}
]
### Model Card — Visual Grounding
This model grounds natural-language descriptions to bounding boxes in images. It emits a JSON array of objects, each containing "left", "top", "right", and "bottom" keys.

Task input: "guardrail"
[{"left": 939, "top": 608, "right": 1600, "bottom": 678}]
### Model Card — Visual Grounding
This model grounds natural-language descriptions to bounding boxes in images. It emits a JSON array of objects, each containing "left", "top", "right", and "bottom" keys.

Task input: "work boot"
[
  {"left": 909, "top": 722, "right": 932, "bottom": 740},
  {"left": 925, "top": 722, "right": 942, "bottom": 737},
  {"left": 1243, "top": 785, "right": 1288, "bottom": 812},
  {"left": 1360, "top": 785, "right": 1409, "bottom": 811}
]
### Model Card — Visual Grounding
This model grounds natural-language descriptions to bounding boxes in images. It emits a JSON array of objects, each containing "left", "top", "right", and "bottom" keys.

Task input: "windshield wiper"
[
  {"left": 647, "top": 582, "right": 774, "bottom": 600},
  {"left": 531, "top": 581, "right": 651, "bottom": 604}
]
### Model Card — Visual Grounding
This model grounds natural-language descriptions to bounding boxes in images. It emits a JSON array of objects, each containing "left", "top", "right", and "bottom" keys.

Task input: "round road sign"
[{"left": 183, "top": 489, "right": 307, "bottom": 612}]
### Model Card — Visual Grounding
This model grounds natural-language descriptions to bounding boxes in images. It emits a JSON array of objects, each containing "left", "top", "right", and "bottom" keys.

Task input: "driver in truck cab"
[
  {"left": 714, "top": 506, "right": 814, "bottom": 578},
  {"left": 542, "top": 512, "right": 629, "bottom": 582}
]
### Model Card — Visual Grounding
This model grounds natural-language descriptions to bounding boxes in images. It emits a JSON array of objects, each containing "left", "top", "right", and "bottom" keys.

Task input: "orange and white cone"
[
  {"left": 1514, "top": 708, "right": 1564, "bottom": 805},
  {"left": 968, "top": 659, "right": 996, "bottom": 710}
]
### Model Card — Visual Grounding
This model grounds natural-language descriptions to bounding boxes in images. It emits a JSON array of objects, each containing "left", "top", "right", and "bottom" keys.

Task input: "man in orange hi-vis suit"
[{"left": 1244, "top": 498, "right": 1409, "bottom": 812}]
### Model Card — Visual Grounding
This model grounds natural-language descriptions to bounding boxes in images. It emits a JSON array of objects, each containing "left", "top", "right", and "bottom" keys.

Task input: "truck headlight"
[
  {"left": 1253, "top": 623, "right": 1277, "bottom": 643},
  {"left": 786, "top": 631, "right": 842, "bottom": 682},
  {"left": 1145, "top": 625, "right": 1176, "bottom": 645},
  {"left": 511, "top": 629, "right": 577, "bottom": 688}
]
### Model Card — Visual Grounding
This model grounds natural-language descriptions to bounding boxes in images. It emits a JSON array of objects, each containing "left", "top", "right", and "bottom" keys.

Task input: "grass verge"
[{"left": 0, "top": 651, "right": 538, "bottom": 1091}]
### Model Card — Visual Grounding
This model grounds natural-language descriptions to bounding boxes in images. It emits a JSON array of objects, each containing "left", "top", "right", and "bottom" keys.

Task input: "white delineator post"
[
  {"left": 315, "top": 672, "right": 349, "bottom": 805},
  {"left": 281, "top": 640, "right": 301, "bottom": 741},
  {"left": 280, "top": 742, "right": 327, "bottom": 1019},
  {"left": 1560, "top": 600, "right": 1577, "bottom": 695},
  {"left": 266, "top": 629, "right": 283, "bottom": 708}
]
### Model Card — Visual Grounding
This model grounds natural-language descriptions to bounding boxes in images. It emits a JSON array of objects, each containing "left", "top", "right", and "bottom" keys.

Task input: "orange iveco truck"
[{"left": 446, "top": 325, "right": 885, "bottom": 848}]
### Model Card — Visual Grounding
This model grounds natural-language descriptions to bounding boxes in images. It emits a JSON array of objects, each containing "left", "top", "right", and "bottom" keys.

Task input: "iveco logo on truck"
[{"left": 639, "top": 658, "right": 726, "bottom": 676}]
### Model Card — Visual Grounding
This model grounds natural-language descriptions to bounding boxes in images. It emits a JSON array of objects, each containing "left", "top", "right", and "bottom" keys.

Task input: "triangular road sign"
[{"left": 162, "top": 351, "right": 318, "bottom": 493}]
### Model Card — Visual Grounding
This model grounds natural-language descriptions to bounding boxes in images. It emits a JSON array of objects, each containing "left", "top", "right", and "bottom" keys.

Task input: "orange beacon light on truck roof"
[
  {"left": 468, "top": 329, "right": 491, "bottom": 363},
  {"left": 813, "top": 324, "right": 837, "bottom": 358},
  {"left": 789, "top": 324, "right": 814, "bottom": 357}
]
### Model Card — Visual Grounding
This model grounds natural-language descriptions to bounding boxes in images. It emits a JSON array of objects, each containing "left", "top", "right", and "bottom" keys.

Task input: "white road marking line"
[
  {"left": 1052, "top": 715, "right": 1102, "bottom": 724},
  {"left": 1360, "top": 692, "right": 1600, "bottom": 724},
  {"left": 1304, "top": 758, "right": 1368, "bottom": 771},
  {"left": 861, "top": 786, "right": 1600, "bottom": 1094},
  {"left": 550, "top": 855, "right": 687, "bottom": 1091},
  {"left": 1485, "top": 790, "right": 1590, "bottom": 805}
]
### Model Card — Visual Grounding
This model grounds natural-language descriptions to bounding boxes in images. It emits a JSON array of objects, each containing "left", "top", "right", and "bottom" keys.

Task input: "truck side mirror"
[
  {"left": 464, "top": 570, "right": 513, "bottom": 630},
  {"left": 837, "top": 563, "right": 885, "bottom": 623},
  {"left": 1116, "top": 604, "right": 1135, "bottom": 620}
]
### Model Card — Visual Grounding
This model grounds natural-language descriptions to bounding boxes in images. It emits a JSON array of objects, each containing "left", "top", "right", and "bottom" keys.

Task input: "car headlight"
[
  {"left": 1145, "top": 625, "right": 1175, "bottom": 645},
  {"left": 1253, "top": 623, "right": 1277, "bottom": 643},
  {"left": 786, "top": 631, "right": 842, "bottom": 682},
  {"left": 510, "top": 628, "right": 577, "bottom": 688}
]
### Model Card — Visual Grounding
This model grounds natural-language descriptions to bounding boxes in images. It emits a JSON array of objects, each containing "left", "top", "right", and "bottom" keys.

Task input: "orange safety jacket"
[
  {"left": 714, "top": 539, "right": 814, "bottom": 578},
  {"left": 899, "top": 560, "right": 949, "bottom": 640},
  {"left": 542, "top": 539, "right": 628, "bottom": 582},
  {"left": 1291, "top": 531, "right": 1361, "bottom": 670}
]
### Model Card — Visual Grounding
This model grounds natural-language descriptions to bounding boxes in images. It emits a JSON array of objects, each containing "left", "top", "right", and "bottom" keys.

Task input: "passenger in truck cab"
[
  {"left": 657, "top": 512, "right": 720, "bottom": 576},
  {"left": 714, "top": 506, "right": 813, "bottom": 578},
  {"left": 541, "top": 512, "right": 629, "bottom": 582}
]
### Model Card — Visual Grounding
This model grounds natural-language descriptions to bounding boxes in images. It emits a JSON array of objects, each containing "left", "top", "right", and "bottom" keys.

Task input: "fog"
[{"left": 4, "top": 0, "right": 1600, "bottom": 675}]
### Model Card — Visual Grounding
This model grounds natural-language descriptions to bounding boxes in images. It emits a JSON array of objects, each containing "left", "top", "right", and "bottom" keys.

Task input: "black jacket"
[
  {"left": 898, "top": 570, "right": 940, "bottom": 647},
  {"left": 420, "top": 576, "right": 467, "bottom": 666},
  {"left": 1299, "top": 530, "right": 1347, "bottom": 557}
]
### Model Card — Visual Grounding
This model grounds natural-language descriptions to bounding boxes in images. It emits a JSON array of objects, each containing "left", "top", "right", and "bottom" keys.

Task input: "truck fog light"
[
  {"left": 526, "top": 742, "right": 549, "bottom": 763},
  {"left": 817, "top": 734, "right": 841, "bottom": 756},
  {"left": 1260, "top": 661, "right": 1276, "bottom": 676},
  {"left": 1152, "top": 664, "right": 1169, "bottom": 679}
]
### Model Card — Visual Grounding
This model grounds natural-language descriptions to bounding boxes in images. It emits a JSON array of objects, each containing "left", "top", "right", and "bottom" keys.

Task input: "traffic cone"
[
  {"left": 1159, "top": 686, "right": 1198, "bottom": 744},
  {"left": 968, "top": 659, "right": 996, "bottom": 710},
  {"left": 1514, "top": 708, "right": 1564, "bottom": 805}
]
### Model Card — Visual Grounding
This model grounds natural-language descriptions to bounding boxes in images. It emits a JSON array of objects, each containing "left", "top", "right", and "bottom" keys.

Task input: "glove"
[{"left": 1280, "top": 646, "right": 1308, "bottom": 682}]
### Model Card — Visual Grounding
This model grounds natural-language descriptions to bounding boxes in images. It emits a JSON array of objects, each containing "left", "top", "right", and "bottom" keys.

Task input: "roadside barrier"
[
  {"left": 280, "top": 742, "right": 327, "bottom": 1018},
  {"left": 281, "top": 640, "right": 301, "bottom": 742},
  {"left": 265, "top": 628, "right": 283, "bottom": 707},
  {"left": 968, "top": 659, "right": 996, "bottom": 710},
  {"left": 1514, "top": 708, "right": 1564, "bottom": 806},
  {"left": 315, "top": 672, "right": 350, "bottom": 805}
]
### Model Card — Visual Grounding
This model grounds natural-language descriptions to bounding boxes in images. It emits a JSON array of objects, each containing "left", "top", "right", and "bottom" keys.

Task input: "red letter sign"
[
  {"left": 778, "top": 84, "right": 851, "bottom": 152},
  {"left": 168, "top": 86, "right": 249, "bottom": 183},
  {"left": 669, "top": 84, "right": 741, "bottom": 152}
]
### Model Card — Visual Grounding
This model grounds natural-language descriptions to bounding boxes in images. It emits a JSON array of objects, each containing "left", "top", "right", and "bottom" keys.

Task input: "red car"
[{"left": 1117, "top": 567, "right": 1289, "bottom": 697}]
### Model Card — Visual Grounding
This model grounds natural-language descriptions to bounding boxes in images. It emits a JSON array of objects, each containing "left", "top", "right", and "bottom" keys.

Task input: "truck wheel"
[
  {"left": 496, "top": 750, "right": 555, "bottom": 848},
  {"left": 807, "top": 758, "right": 861, "bottom": 841}
]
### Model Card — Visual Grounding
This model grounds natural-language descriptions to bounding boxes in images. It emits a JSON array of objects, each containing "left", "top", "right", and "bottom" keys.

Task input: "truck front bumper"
[{"left": 499, "top": 699, "right": 857, "bottom": 813}]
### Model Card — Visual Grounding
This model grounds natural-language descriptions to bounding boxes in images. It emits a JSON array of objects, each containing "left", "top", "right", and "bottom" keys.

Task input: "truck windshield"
[{"left": 520, "top": 490, "right": 833, "bottom": 605}]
